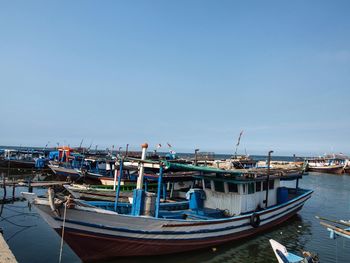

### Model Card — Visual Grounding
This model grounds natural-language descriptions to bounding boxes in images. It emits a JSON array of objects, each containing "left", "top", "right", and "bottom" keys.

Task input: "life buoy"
[{"left": 250, "top": 213, "right": 260, "bottom": 228}]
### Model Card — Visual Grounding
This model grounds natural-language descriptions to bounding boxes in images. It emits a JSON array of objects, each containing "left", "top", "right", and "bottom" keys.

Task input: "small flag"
[
  {"left": 156, "top": 144, "right": 162, "bottom": 149},
  {"left": 167, "top": 142, "right": 172, "bottom": 148}
]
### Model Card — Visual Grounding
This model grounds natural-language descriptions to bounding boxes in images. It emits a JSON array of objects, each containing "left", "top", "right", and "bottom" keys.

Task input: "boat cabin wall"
[{"left": 202, "top": 178, "right": 280, "bottom": 215}]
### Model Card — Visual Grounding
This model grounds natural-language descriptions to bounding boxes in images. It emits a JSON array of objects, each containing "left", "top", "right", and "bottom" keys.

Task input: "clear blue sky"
[{"left": 1, "top": 1, "right": 349, "bottom": 156}]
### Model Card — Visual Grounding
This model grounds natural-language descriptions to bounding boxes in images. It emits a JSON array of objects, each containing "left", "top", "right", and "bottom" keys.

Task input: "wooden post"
[
  {"left": 155, "top": 165, "right": 163, "bottom": 218},
  {"left": 296, "top": 178, "right": 299, "bottom": 193},
  {"left": 162, "top": 183, "right": 167, "bottom": 201},
  {"left": 12, "top": 178, "right": 15, "bottom": 201},
  {"left": 114, "top": 159, "right": 123, "bottom": 212},
  {"left": 125, "top": 144, "right": 129, "bottom": 157},
  {"left": 113, "top": 165, "right": 118, "bottom": 191},
  {"left": 170, "top": 182, "right": 174, "bottom": 198},
  {"left": 194, "top": 149, "right": 199, "bottom": 166},
  {"left": 2, "top": 173, "right": 6, "bottom": 198},
  {"left": 28, "top": 177, "right": 32, "bottom": 193},
  {"left": 265, "top": 150, "right": 273, "bottom": 208}
]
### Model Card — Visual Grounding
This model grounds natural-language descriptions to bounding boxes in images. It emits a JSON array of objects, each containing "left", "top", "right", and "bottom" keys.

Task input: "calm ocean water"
[{"left": 0, "top": 171, "right": 349, "bottom": 263}]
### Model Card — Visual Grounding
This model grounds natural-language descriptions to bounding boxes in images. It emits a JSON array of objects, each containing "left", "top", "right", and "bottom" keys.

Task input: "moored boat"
[
  {"left": 0, "top": 149, "right": 48, "bottom": 169},
  {"left": 270, "top": 239, "right": 319, "bottom": 263},
  {"left": 23, "top": 145, "right": 313, "bottom": 262},
  {"left": 306, "top": 154, "right": 348, "bottom": 174},
  {"left": 308, "top": 165, "right": 344, "bottom": 174},
  {"left": 48, "top": 147, "right": 85, "bottom": 181},
  {"left": 318, "top": 216, "right": 350, "bottom": 240},
  {"left": 48, "top": 164, "right": 82, "bottom": 181}
]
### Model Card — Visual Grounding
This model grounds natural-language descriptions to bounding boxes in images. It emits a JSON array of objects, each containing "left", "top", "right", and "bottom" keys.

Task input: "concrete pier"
[{"left": 0, "top": 232, "right": 18, "bottom": 263}]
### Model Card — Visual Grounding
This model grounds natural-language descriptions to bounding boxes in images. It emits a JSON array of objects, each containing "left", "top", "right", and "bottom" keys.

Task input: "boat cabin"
[
  {"left": 84, "top": 158, "right": 116, "bottom": 176},
  {"left": 199, "top": 175, "right": 280, "bottom": 216},
  {"left": 105, "top": 158, "right": 304, "bottom": 220}
]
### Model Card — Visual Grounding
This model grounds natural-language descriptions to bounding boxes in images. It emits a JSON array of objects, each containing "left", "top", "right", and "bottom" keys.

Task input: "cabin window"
[
  {"left": 214, "top": 181, "right": 225, "bottom": 193},
  {"left": 256, "top": 182, "right": 261, "bottom": 192},
  {"left": 228, "top": 182, "right": 238, "bottom": 193},
  {"left": 263, "top": 181, "right": 267, "bottom": 191},
  {"left": 248, "top": 183, "right": 255, "bottom": 194},
  {"left": 203, "top": 179, "right": 211, "bottom": 189},
  {"left": 242, "top": 184, "right": 246, "bottom": 194},
  {"left": 269, "top": 180, "right": 274, "bottom": 190}
]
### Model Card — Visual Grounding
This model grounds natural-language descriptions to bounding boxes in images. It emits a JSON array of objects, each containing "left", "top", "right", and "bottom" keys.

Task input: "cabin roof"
[{"left": 162, "top": 161, "right": 303, "bottom": 182}]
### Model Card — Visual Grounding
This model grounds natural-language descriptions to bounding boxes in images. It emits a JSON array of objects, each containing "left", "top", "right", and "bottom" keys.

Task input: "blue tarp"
[{"left": 48, "top": 151, "right": 59, "bottom": 160}]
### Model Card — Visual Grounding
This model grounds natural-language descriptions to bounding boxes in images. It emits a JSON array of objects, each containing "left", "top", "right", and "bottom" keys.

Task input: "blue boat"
[
  {"left": 270, "top": 239, "right": 318, "bottom": 263},
  {"left": 48, "top": 147, "right": 85, "bottom": 180}
]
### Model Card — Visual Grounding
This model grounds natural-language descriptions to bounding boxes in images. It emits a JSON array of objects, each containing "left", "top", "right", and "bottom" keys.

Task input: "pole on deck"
[
  {"left": 155, "top": 165, "right": 163, "bottom": 218},
  {"left": 113, "top": 163, "right": 118, "bottom": 191},
  {"left": 136, "top": 143, "right": 148, "bottom": 189},
  {"left": 265, "top": 150, "right": 273, "bottom": 208},
  {"left": 125, "top": 144, "right": 129, "bottom": 157},
  {"left": 131, "top": 143, "right": 148, "bottom": 216},
  {"left": 12, "top": 178, "right": 15, "bottom": 201},
  {"left": 194, "top": 149, "right": 199, "bottom": 166},
  {"left": 2, "top": 173, "right": 6, "bottom": 197},
  {"left": 296, "top": 178, "right": 299, "bottom": 194},
  {"left": 114, "top": 159, "right": 123, "bottom": 212},
  {"left": 162, "top": 183, "right": 167, "bottom": 201}
]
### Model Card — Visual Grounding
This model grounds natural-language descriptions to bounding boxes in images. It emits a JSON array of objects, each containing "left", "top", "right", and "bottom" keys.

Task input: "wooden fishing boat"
[
  {"left": 318, "top": 216, "right": 350, "bottom": 240},
  {"left": 48, "top": 164, "right": 82, "bottom": 181},
  {"left": 64, "top": 184, "right": 141, "bottom": 201},
  {"left": 48, "top": 150, "right": 87, "bottom": 181},
  {"left": 308, "top": 165, "right": 344, "bottom": 174},
  {"left": 307, "top": 160, "right": 344, "bottom": 174},
  {"left": 306, "top": 156, "right": 346, "bottom": 174},
  {"left": 23, "top": 145, "right": 313, "bottom": 262},
  {"left": 0, "top": 149, "right": 48, "bottom": 169}
]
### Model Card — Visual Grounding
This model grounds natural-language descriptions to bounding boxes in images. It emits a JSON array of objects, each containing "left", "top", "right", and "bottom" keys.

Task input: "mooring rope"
[
  {"left": 335, "top": 237, "right": 338, "bottom": 263},
  {"left": 58, "top": 202, "right": 67, "bottom": 263}
]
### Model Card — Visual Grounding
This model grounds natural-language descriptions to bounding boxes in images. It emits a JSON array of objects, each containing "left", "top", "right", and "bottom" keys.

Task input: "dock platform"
[{"left": 0, "top": 232, "right": 18, "bottom": 262}]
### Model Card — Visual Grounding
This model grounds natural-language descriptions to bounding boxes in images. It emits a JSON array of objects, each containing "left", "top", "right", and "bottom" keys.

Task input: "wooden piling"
[
  {"left": 2, "top": 173, "right": 6, "bottom": 197},
  {"left": 12, "top": 178, "right": 15, "bottom": 201}
]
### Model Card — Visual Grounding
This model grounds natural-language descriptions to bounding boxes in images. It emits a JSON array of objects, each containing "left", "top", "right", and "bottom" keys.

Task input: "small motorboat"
[{"left": 269, "top": 239, "right": 319, "bottom": 263}]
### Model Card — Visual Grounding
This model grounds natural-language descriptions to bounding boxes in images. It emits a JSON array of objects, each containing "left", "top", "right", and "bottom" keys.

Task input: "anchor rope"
[{"left": 58, "top": 202, "right": 67, "bottom": 263}]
